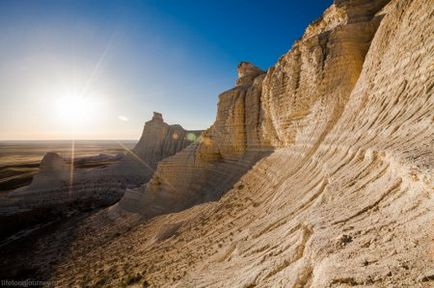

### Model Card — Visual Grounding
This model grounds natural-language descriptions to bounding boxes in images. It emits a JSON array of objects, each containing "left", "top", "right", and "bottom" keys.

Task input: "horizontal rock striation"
[
  {"left": 8, "top": 0, "right": 433, "bottom": 286},
  {"left": 118, "top": 61, "right": 272, "bottom": 216},
  {"left": 118, "top": 0, "right": 389, "bottom": 220}
]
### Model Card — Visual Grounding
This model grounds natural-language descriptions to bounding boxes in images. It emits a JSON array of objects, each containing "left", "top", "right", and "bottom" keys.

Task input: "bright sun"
[{"left": 55, "top": 94, "right": 98, "bottom": 126}]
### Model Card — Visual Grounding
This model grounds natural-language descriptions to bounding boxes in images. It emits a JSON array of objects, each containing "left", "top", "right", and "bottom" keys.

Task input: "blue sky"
[{"left": 0, "top": 0, "right": 332, "bottom": 140}]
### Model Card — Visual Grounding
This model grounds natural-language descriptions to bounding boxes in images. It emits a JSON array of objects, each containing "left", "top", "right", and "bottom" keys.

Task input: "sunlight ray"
[
  {"left": 116, "top": 141, "right": 178, "bottom": 192},
  {"left": 116, "top": 141, "right": 153, "bottom": 172},
  {"left": 68, "top": 139, "right": 75, "bottom": 197},
  {"left": 79, "top": 27, "right": 117, "bottom": 99}
]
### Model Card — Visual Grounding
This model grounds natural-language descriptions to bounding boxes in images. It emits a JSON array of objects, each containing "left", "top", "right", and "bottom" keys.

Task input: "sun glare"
[{"left": 55, "top": 94, "right": 98, "bottom": 126}]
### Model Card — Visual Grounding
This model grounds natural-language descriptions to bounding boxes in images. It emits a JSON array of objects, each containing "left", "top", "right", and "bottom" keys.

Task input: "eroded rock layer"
[
  {"left": 118, "top": 0, "right": 391, "bottom": 220},
  {"left": 118, "top": 62, "right": 272, "bottom": 217},
  {"left": 0, "top": 113, "right": 200, "bottom": 240},
  {"left": 9, "top": 0, "right": 434, "bottom": 286}
]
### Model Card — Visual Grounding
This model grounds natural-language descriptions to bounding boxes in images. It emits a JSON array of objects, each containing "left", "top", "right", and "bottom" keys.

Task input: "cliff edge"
[{"left": 7, "top": 0, "right": 433, "bottom": 286}]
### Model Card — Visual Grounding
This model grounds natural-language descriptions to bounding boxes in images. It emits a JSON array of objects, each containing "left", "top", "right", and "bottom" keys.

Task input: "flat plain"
[{"left": 0, "top": 140, "right": 136, "bottom": 193}]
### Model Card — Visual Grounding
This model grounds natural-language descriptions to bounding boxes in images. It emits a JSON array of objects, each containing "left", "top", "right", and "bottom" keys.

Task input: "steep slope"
[
  {"left": 117, "top": 0, "right": 389, "bottom": 220},
  {"left": 118, "top": 63, "right": 273, "bottom": 216},
  {"left": 14, "top": 0, "right": 434, "bottom": 286}
]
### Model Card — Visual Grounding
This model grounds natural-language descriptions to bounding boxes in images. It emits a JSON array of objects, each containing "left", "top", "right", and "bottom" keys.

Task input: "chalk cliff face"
[
  {"left": 104, "top": 112, "right": 201, "bottom": 186},
  {"left": 11, "top": 0, "right": 434, "bottom": 286},
  {"left": 133, "top": 112, "right": 201, "bottom": 168},
  {"left": 118, "top": 0, "right": 389, "bottom": 218},
  {"left": 118, "top": 62, "right": 271, "bottom": 216}
]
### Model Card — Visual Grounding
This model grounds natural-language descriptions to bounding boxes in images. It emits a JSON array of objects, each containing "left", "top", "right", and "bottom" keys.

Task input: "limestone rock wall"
[
  {"left": 105, "top": 112, "right": 201, "bottom": 186},
  {"left": 118, "top": 0, "right": 390, "bottom": 218},
  {"left": 260, "top": 0, "right": 385, "bottom": 148},
  {"left": 19, "top": 0, "right": 434, "bottom": 286},
  {"left": 119, "top": 63, "right": 271, "bottom": 215},
  {"left": 133, "top": 112, "right": 201, "bottom": 167}
]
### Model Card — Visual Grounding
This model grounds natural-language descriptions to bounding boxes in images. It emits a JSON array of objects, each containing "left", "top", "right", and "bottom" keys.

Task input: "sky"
[{"left": 0, "top": 0, "right": 332, "bottom": 140}]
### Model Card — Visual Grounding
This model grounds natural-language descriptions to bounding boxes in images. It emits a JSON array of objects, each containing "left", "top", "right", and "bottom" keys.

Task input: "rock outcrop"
[
  {"left": 118, "top": 0, "right": 389, "bottom": 218},
  {"left": 1, "top": 113, "right": 201, "bottom": 224},
  {"left": 236, "top": 61, "right": 264, "bottom": 86},
  {"left": 28, "top": 152, "right": 70, "bottom": 190},
  {"left": 100, "top": 112, "right": 202, "bottom": 187},
  {"left": 118, "top": 62, "right": 271, "bottom": 216},
  {"left": 133, "top": 112, "right": 201, "bottom": 168},
  {"left": 3, "top": 0, "right": 433, "bottom": 287}
]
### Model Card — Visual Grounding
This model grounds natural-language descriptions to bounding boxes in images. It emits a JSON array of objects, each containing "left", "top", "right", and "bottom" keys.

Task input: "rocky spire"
[
  {"left": 151, "top": 112, "right": 163, "bottom": 122},
  {"left": 236, "top": 61, "right": 265, "bottom": 86}
]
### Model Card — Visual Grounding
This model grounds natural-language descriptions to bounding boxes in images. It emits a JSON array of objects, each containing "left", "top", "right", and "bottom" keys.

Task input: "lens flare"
[{"left": 186, "top": 132, "right": 197, "bottom": 142}]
